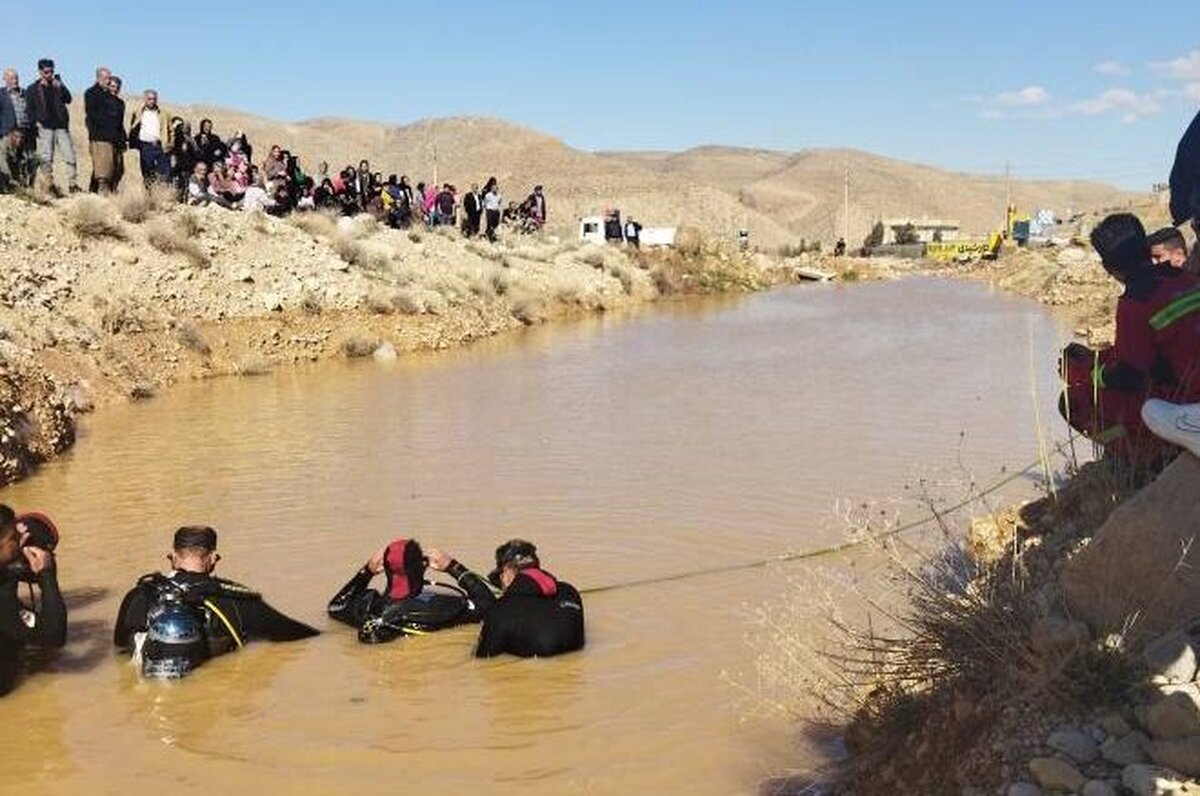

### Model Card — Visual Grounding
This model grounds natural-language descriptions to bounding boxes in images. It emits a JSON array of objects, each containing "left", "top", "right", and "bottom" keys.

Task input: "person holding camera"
[
  {"left": 426, "top": 539, "right": 585, "bottom": 659},
  {"left": 25, "top": 58, "right": 78, "bottom": 194},
  {"left": 0, "top": 505, "right": 67, "bottom": 697},
  {"left": 327, "top": 537, "right": 477, "bottom": 644}
]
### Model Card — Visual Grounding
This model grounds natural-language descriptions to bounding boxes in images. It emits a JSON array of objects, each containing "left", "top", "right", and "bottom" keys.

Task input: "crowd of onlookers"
[{"left": 0, "top": 58, "right": 548, "bottom": 240}]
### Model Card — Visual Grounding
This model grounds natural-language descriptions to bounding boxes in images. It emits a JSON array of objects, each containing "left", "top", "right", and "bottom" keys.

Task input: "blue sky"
[{"left": 7, "top": 0, "right": 1198, "bottom": 189}]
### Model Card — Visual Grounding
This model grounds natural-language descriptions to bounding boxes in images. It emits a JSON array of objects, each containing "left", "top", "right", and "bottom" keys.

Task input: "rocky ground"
[{"left": 0, "top": 187, "right": 798, "bottom": 487}]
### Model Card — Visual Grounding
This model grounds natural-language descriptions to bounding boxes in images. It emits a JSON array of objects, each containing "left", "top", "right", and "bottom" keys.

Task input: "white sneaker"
[{"left": 1142, "top": 398, "right": 1200, "bottom": 458}]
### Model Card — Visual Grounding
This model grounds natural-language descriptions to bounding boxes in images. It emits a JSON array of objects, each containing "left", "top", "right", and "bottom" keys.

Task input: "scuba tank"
[
  {"left": 141, "top": 587, "right": 208, "bottom": 679},
  {"left": 138, "top": 575, "right": 245, "bottom": 679}
]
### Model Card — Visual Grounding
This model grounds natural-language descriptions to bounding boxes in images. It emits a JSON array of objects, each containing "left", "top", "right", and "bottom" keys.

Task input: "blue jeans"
[{"left": 138, "top": 142, "right": 170, "bottom": 183}]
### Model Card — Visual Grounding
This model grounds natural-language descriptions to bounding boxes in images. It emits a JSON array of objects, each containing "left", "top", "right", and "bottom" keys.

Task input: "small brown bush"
[
  {"left": 115, "top": 183, "right": 152, "bottom": 223},
  {"left": 407, "top": 229, "right": 423, "bottom": 243},
  {"left": 365, "top": 293, "right": 395, "bottom": 315},
  {"left": 289, "top": 210, "right": 339, "bottom": 239},
  {"left": 99, "top": 297, "right": 146, "bottom": 334},
  {"left": 341, "top": 335, "right": 380, "bottom": 358},
  {"left": 234, "top": 357, "right": 273, "bottom": 376},
  {"left": 391, "top": 289, "right": 424, "bottom": 315},
  {"left": 147, "top": 218, "right": 211, "bottom": 268},
  {"left": 68, "top": 195, "right": 126, "bottom": 239},
  {"left": 510, "top": 296, "right": 548, "bottom": 325},
  {"left": 175, "top": 320, "right": 211, "bottom": 355},
  {"left": 300, "top": 293, "right": 323, "bottom": 315}
]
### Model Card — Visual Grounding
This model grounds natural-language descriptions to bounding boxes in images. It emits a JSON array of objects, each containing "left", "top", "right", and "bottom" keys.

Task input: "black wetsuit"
[
  {"left": 114, "top": 570, "right": 318, "bottom": 653},
  {"left": 327, "top": 566, "right": 478, "bottom": 644},
  {"left": 443, "top": 562, "right": 585, "bottom": 658},
  {"left": 0, "top": 564, "right": 67, "bottom": 696}
]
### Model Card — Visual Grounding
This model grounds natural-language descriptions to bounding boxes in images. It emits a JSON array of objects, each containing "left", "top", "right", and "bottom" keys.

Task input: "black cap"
[
  {"left": 173, "top": 525, "right": 217, "bottom": 551},
  {"left": 488, "top": 539, "right": 539, "bottom": 587}
]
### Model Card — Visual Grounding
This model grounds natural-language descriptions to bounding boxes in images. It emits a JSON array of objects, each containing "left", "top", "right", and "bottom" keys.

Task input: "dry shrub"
[
  {"left": 407, "top": 229, "right": 423, "bottom": 243},
  {"left": 289, "top": 210, "right": 339, "bottom": 239},
  {"left": 114, "top": 183, "right": 151, "bottom": 223},
  {"left": 423, "top": 291, "right": 449, "bottom": 316},
  {"left": 675, "top": 225, "right": 704, "bottom": 256},
  {"left": 489, "top": 269, "right": 514, "bottom": 297},
  {"left": 234, "top": 357, "right": 272, "bottom": 376},
  {"left": 332, "top": 233, "right": 390, "bottom": 271},
  {"left": 606, "top": 261, "right": 634, "bottom": 294},
  {"left": 174, "top": 320, "right": 211, "bottom": 355},
  {"left": 300, "top": 293, "right": 322, "bottom": 315},
  {"left": 341, "top": 335, "right": 380, "bottom": 358},
  {"left": 391, "top": 289, "right": 424, "bottom": 315},
  {"left": 99, "top": 296, "right": 146, "bottom": 334},
  {"left": 365, "top": 293, "right": 395, "bottom": 315},
  {"left": 466, "top": 241, "right": 503, "bottom": 261},
  {"left": 509, "top": 295, "right": 548, "bottom": 325},
  {"left": 147, "top": 218, "right": 211, "bottom": 268},
  {"left": 580, "top": 248, "right": 606, "bottom": 268},
  {"left": 68, "top": 195, "right": 126, "bottom": 239}
]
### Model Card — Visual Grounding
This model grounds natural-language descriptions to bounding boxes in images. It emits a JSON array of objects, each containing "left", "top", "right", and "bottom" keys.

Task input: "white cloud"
[
  {"left": 1068, "top": 88, "right": 1165, "bottom": 118},
  {"left": 1153, "top": 50, "right": 1200, "bottom": 82},
  {"left": 1151, "top": 50, "right": 1200, "bottom": 105},
  {"left": 995, "top": 85, "right": 1049, "bottom": 107},
  {"left": 1094, "top": 60, "right": 1130, "bottom": 76}
]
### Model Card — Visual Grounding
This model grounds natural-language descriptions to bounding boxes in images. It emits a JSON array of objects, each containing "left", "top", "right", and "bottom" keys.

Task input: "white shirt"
[
  {"left": 138, "top": 108, "right": 162, "bottom": 144},
  {"left": 242, "top": 185, "right": 276, "bottom": 213},
  {"left": 483, "top": 190, "right": 502, "bottom": 211}
]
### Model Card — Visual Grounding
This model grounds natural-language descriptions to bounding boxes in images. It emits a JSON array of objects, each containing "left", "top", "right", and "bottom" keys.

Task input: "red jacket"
[{"left": 1102, "top": 271, "right": 1200, "bottom": 401}]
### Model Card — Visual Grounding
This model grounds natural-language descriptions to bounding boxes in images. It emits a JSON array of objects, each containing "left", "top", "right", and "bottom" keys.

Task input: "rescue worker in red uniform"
[{"left": 1059, "top": 213, "right": 1200, "bottom": 462}]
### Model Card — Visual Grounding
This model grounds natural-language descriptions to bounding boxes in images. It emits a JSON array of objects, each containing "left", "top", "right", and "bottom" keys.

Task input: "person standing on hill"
[
  {"left": 105, "top": 75, "right": 127, "bottom": 190},
  {"left": 85, "top": 66, "right": 121, "bottom": 193},
  {"left": 482, "top": 177, "right": 502, "bottom": 242},
  {"left": 461, "top": 182, "right": 481, "bottom": 237},
  {"left": 26, "top": 58, "right": 78, "bottom": 194},
  {"left": 129, "top": 89, "right": 172, "bottom": 185},
  {"left": 525, "top": 185, "right": 546, "bottom": 229}
]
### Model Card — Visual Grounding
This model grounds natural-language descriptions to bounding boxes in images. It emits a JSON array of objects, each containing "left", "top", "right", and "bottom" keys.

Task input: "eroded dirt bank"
[{"left": 0, "top": 190, "right": 795, "bottom": 485}]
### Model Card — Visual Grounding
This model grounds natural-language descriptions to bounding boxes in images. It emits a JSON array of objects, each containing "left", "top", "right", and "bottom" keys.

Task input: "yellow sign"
[{"left": 925, "top": 236, "right": 1001, "bottom": 261}]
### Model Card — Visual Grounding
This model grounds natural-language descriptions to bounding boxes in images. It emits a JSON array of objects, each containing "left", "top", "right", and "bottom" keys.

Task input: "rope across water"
[{"left": 578, "top": 456, "right": 1048, "bottom": 596}]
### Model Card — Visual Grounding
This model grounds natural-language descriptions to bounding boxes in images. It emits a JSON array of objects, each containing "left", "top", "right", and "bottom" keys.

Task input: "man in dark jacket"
[
  {"left": 26, "top": 58, "right": 78, "bottom": 193},
  {"left": 114, "top": 526, "right": 318, "bottom": 679},
  {"left": 0, "top": 505, "right": 67, "bottom": 697},
  {"left": 428, "top": 539, "right": 584, "bottom": 658},
  {"left": 462, "top": 183, "right": 481, "bottom": 237},
  {"left": 328, "top": 537, "right": 476, "bottom": 644},
  {"left": 84, "top": 66, "right": 120, "bottom": 192},
  {"left": 1169, "top": 108, "right": 1200, "bottom": 276}
]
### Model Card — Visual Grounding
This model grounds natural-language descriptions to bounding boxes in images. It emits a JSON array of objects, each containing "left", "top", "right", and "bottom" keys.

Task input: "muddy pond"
[{"left": 2, "top": 278, "right": 1072, "bottom": 794}]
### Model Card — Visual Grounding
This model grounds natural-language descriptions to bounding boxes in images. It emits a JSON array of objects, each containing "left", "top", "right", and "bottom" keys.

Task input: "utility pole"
[
  {"left": 1004, "top": 160, "right": 1012, "bottom": 235},
  {"left": 843, "top": 162, "right": 850, "bottom": 244}
]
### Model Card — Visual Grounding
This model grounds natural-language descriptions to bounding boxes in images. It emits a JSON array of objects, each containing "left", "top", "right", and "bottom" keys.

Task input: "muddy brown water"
[{"left": 1, "top": 278, "right": 1071, "bottom": 794}]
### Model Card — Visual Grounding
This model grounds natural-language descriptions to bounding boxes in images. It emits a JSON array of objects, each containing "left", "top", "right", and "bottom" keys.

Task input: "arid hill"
[{"left": 62, "top": 104, "right": 1138, "bottom": 248}]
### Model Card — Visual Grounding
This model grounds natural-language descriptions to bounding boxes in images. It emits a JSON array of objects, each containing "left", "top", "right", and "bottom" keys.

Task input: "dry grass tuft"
[
  {"left": 146, "top": 218, "right": 211, "bottom": 268},
  {"left": 114, "top": 181, "right": 174, "bottom": 223},
  {"left": 99, "top": 296, "right": 147, "bottom": 334},
  {"left": 289, "top": 210, "right": 339, "bottom": 239},
  {"left": 234, "top": 357, "right": 273, "bottom": 376},
  {"left": 407, "top": 229, "right": 422, "bottom": 243},
  {"left": 332, "top": 233, "right": 391, "bottom": 271},
  {"left": 606, "top": 261, "right": 635, "bottom": 294},
  {"left": 391, "top": 289, "right": 424, "bottom": 315},
  {"left": 174, "top": 320, "right": 211, "bottom": 356},
  {"left": 509, "top": 295, "right": 548, "bottom": 325},
  {"left": 300, "top": 293, "right": 323, "bottom": 315},
  {"left": 68, "top": 195, "right": 127, "bottom": 240},
  {"left": 341, "top": 335, "right": 380, "bottom": 358},
  {"left": 364, "top": 293, "right": 395, "bottom": 315}
]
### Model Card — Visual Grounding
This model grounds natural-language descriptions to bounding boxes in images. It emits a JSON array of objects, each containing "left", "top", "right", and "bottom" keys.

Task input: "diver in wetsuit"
[
  {"left": 327, "top": 537, "right": 477, "bottom": 643},
  {"left": 427, "top": 539, "right": 584, "bottom": 658},
  {"left": 0, "top": 506, "right": 67, "bottom": 696},
  {"left": 113, "top": 526, "right": 318, "bottom": 679}
]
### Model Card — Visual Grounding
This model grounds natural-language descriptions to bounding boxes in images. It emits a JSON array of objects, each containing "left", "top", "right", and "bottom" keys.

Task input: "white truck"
[{"left": 578, "top": 211, "right": 676, "bottom": 248}]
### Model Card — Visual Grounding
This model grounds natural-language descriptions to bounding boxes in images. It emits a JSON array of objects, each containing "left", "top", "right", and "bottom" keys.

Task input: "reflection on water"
[{"left": 1, "top": 278, "right": 1069, "bottom": 794}]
